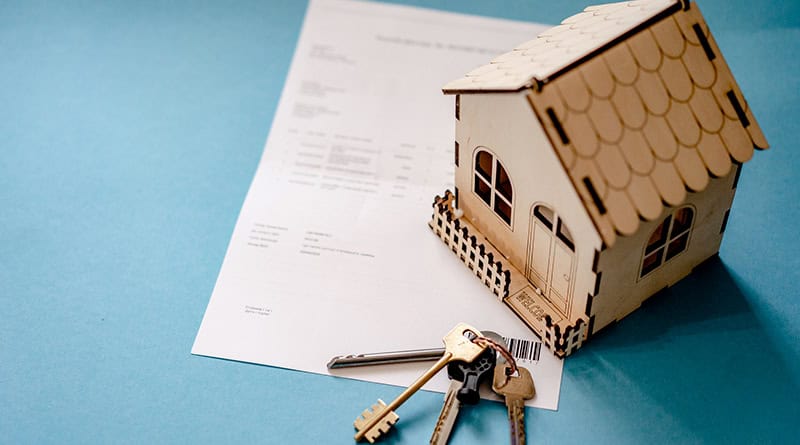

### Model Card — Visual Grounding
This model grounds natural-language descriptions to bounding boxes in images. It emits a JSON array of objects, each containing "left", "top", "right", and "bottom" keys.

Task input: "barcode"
[{"left": 503, "top": 337, "right": 542, "bottom": 362}]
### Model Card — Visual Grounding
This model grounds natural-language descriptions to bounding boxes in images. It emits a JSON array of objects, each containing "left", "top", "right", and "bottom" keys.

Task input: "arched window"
[
  {"left": 473, "top": 149, "right": 513, "bottom": 225},
  {"left": 640, "top": 207, "right": 694, "bottom": 277}
]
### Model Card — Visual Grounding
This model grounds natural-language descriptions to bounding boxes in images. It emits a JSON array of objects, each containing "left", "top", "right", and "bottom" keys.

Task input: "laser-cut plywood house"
[{"left": 429, "top": 0, "right": 767, "bottom": 357}]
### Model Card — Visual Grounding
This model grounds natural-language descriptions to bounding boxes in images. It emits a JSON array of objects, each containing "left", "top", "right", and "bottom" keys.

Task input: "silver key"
[
  {"left": 492, "top": 363, "right": 535, "bottom": 445},
  {"left": 429, "top": 379, "right": 461, "bottom": 445},
  {"left": 328, "top": 331, "right": 506, "bottom": 369},
  {"left": 327, "top": 347, "right": 444, "bottom": 369}
]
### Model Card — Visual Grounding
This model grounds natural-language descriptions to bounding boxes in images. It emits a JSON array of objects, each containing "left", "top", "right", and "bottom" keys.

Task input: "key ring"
[{"left": 465, "top": 330, "right": 518, "bottom": 378}]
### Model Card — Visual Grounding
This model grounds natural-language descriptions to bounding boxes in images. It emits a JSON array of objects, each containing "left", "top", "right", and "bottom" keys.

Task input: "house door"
[{"left": 526, "top": 204, "right": 575, "bottom": 315}]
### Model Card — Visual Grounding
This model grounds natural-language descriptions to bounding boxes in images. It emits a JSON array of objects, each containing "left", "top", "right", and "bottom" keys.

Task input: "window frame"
[
  {"left": 472, "top": 148, "right": 513, "bottom": 227},
  {"left": 639, "top": 206, "right": 695, "bottom": 279}
]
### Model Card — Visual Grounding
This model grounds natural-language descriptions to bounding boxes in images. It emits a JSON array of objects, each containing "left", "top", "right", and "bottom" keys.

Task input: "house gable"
[{"left": 454, "top": 92, "right": 602, "bottom": 276}]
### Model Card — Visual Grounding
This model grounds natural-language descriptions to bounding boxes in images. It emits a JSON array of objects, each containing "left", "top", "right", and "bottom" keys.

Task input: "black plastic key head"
[{"left": 446, "top": 347, "right": 496, "bottom": 405}]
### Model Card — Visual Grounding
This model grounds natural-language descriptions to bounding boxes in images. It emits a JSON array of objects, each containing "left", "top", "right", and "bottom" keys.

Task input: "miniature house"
[{"left": 429, "top": 0, "right": 767, "bottom": 357}]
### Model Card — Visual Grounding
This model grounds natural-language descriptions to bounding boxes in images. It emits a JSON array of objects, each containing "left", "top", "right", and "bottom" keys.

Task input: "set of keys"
[{"left": 333, "top": 323, "right": 536, "bottom": 444}]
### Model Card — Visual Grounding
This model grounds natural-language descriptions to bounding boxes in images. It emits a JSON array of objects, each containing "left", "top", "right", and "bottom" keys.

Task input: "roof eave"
[
  {"left": 442, "top": 87, "right": 522, "bottom": 95},
  {"left": 442, "top": 78, "right": 544, "bottom": 95}
]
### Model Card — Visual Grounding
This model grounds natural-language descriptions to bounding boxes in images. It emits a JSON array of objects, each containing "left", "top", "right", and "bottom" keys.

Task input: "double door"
[{"left": 526, "top": 204, "right": 575, "bottom": 316}]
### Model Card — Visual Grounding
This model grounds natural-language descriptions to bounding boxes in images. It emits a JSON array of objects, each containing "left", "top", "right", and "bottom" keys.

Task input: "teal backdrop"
[{"left": 2, "top": 1, "right": 798, "bottom": 443}]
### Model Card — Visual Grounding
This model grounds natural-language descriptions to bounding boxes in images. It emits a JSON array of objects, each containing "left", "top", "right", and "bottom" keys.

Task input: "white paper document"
[{"left": 192, "top": 0, "right": 562, "bottom": 409}]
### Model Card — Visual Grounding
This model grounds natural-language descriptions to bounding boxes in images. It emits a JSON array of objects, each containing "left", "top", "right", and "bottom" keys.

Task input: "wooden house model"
[{"left": 429, "top": 0, "right": 767, "bottom": 357}]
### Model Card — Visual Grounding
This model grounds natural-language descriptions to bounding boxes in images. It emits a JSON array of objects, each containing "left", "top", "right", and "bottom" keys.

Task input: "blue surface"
[{"left": 2, "top": 1, "right": 798, "bottom": 443}]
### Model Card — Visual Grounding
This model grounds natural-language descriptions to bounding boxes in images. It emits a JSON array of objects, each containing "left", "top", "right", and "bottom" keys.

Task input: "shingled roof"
[{"left": 444, "top": 0, "right": 768, "bottom": 247}]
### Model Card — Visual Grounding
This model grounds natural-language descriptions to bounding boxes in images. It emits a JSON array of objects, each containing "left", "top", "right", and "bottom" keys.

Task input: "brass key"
[
  {"left": 492, "top": 362, "right": 535, "bottom": 445},
  {"left": 353, "top": 323, "right": 488, "bottom": 443}
]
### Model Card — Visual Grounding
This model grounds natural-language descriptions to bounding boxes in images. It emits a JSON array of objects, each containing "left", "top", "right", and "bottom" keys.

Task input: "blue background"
[{"left": 2, "top": 0, "right": 798, "bottom": 443}]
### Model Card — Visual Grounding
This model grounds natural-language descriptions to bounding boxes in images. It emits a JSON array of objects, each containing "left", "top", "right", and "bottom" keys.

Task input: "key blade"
[
  {"left": 492, "top": 364, "right": 534, "bottom": 445},
  {"left": 327, "top": 348, "right": 445, "bottom": 369},
  {"left": 429, "top": 380, "right": 462, "bottom": 445},
  {"left": 506, "top": 399, "right": 527, "bottom": 445}
]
